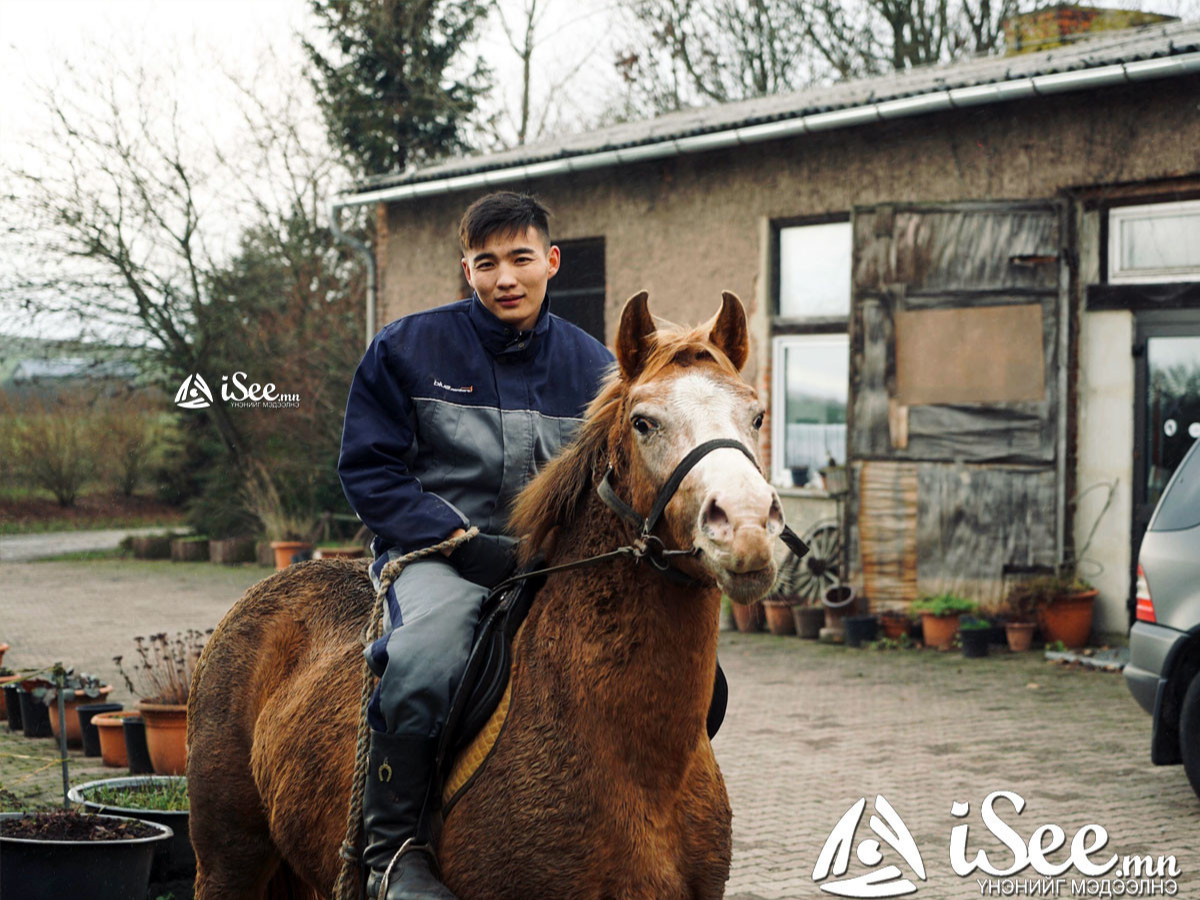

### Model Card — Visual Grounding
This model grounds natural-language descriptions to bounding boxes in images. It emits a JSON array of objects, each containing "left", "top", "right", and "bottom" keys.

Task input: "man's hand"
[
  {"left": 441, "top": 528, "right": 468, "bottom": 556},
  {"left": 446, "top": 534, "right": 518, "bottom": 588}
]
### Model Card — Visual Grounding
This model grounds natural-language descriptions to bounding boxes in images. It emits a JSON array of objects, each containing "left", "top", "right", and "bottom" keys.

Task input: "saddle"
[{"left": 432, "top": 563, "right": 728, "bottom": 816}]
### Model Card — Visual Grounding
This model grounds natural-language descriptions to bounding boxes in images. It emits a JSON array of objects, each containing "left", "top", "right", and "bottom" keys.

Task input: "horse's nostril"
[
  {"left": 768, "top": 497, "right": 783, "bottom": 526},
  {"left": 704, "top": 497, "right": 729, "bottom": 529}
]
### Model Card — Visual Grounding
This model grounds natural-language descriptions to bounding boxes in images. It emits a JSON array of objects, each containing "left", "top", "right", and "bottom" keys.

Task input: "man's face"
[{"left": 462, "top": 226, "right": 560, "bottom": 332}]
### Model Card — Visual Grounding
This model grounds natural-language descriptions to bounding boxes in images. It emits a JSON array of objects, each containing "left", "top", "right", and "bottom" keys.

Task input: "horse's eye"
[
  {"left": 632, "top": 415, "right": 657, "bottom": 435},
  {"left": 753, "top": 412, "right": 764, "bottom": 430}
]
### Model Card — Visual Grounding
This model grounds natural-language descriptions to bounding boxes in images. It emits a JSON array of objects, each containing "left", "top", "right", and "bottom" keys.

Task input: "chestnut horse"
[{"left": 188, "top": 291, "right": 785, "bottom": 899}]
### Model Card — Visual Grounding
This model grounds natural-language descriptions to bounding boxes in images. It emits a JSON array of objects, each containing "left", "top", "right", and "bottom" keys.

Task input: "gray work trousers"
[{"left": 365, "top": 556, "right": 488, "bottom": 737}]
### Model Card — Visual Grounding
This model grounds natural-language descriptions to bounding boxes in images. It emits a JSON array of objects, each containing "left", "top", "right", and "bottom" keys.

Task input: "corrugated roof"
[{"left": 351, "top": 20, "right": 1200, "bottom": 194}]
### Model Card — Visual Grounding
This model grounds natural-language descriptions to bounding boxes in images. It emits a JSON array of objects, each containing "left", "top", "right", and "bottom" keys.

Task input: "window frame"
[
  {"left": 769, "top": 213, "right": 853, "bottom": 492},
  {"left": 1107, "top": 198, "right": 1200, "bottom": 285}
]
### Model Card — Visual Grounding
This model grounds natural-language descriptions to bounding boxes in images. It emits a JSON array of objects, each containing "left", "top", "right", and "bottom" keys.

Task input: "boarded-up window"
[{"left": 893, "top": 304, "right": 1045, "bottom": 406}]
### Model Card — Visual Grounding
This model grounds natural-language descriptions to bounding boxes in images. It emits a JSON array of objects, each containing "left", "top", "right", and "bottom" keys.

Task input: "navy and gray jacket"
[{"left": 338, "top": 295, "right": 615, "bottom": 559}]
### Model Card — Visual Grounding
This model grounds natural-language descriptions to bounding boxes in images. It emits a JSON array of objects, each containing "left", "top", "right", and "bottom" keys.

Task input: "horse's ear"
[
  {"left": 616, "top": 291, "right": 655, "bottom": 379},
  {"left": 710, "top": 291, "right": 749, "bottom": 371}
]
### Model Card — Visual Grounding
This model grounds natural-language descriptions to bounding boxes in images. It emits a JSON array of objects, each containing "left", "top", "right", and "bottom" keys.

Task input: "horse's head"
[{"left": 608, "top": 290, "right": 785, "bottom": 603}]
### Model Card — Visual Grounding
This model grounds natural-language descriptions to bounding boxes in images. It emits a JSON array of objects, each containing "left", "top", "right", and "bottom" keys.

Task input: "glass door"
[{"left": 1132, "top": 313, "right": 1200, "bottom": 621}]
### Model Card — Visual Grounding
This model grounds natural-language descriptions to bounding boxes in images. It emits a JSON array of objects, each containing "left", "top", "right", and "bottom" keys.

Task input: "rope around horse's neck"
[{"left": 334, "top": 526, "right": 480, "bottom": 900}]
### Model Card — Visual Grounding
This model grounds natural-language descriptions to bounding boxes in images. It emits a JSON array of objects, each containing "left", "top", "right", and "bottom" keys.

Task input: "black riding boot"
[{"left": 362, "top": 731, "right": 459, "bottom": 900}]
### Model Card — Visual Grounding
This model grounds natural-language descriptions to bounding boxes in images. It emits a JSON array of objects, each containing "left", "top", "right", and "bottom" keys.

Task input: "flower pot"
[
  {"left": 130, "top": 535, "right": 172, "bottom": 559},
  {"left": 4, "top": 685, "right": 22, "bottom": 732},
  {"left": 48, "top": 685, "right": 114, "bottom": 746},
  {"left": 123, "top": 716, "right": 155, "bottom": 775},
  {"left": 961, "top": 628, "right": 990, "bottom": 658},
  {"left": 844, "top": 615, "right": 879, "bottom": 647},
  {"left": 137, "top": 702, "right": 188, "bottom": 775},
  {"left": 208, "top": 537, "right": 257, "bottom": 565},
  {"left": 77, "top": 703, "right": 124, "bottom": 757},
  {"left": 0, "top": 642, "right": 8, "bottom": 667},
  {"left": 1006, "top": 622, "right": 1036, "bottom": 652},
  {"left": 170, "top": 537, "right": 210, "bottom": 562},
  {"left": 270, "top": 540, "right": 313, "bottom": 570},
  {"left": 731, "top": 601, "right": 764, "bottom": 633},
  {"left": 920, "top": 613, "right": 960, "bottom": 651},
  {"left": 1037, "top": 590, "right": 1097, "bottom": 650},
  {"left": 0, "top": 811, "right": 173, "bottom": 900},
  {"left": 822, "top": 585, "right": 856, "bottom": 631},
  {"left": 762, "top": 600, "right": 796, "bottom": 636},
  {"left": 792, "top": 605, "right": 824, "bottom": 639},
  {"left": 880, "top": 613, "right": 910, "bottom": 641},
  {"left": 69, "top": 776, "right": 194, "bottom": 882},
  {"left": 93, "top": 711, "right": 140, "bottom": 769},
  {"left": 18, "top": 689, "right": 52, "bottom": 738}
]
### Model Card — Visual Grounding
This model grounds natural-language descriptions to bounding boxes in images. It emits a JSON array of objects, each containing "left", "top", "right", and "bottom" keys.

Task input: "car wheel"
[{"left": 1181, "top": 672, "right": 1200, "bottom": 800}]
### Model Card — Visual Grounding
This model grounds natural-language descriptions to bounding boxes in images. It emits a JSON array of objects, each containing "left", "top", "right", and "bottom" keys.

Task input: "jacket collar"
[{"left": 468, "top": 292, "right": 552, "bottom": 360}]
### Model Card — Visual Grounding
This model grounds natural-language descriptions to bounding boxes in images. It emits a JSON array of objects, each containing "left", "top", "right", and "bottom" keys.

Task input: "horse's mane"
[{"left": 509, "top": 319, "right": 742, "bottom": 560}]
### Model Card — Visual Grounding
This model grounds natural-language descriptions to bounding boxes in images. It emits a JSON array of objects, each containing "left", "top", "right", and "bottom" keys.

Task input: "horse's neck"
[{"left": 525, "top": 491, "right": 720, "bottom": 786}]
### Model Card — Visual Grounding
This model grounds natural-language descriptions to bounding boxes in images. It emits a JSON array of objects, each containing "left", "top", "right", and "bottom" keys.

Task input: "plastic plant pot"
[
  {"left": 17, "top": 689, "right": 52, "bottom": 738},
  {"left": 4, "top": 686, "right": 22, "bottom": 733},
  {"left": 69, "top": 776, "right": 194, "bottom": 882},
  {"left": 0, "top": 812, "right": 172, "bottom": 900},
  {"left": 122, "top": 716, "right": 155, "bottom": 775},
  {"left": 844, "top": 615, "right": 879, "bottom": 648},
  {"left": 960, "top": 628, "right": 990, "bottom": 658},
  {"left": 77, "top": 703, "right": 123, "bottom": 758}
]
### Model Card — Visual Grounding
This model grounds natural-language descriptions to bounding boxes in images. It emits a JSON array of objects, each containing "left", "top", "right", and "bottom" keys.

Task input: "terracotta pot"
[
  {"left": 921, "top": 613, "right": 960, "bottom": 650},
  {"left": 1006, "top": 622, "right": 1036, "bottom": 652},
  {"left": 270, "top": 541, "right": 313, "bottom": 570},
  {"left": 880, "top": 614, "right": 910, "bottom": 641},
  {"left": 792, "top": 605, "right": 824, "bottom": 639},
  {"left": 0, "top": 673, "right": 19, "bottom": 721},
  {"left": 731, "top": 601, "right": 764, "bottom": 633},
  {"left": 94, "top": 711, "right": 142, "bottom": 768},
  {"left": 0, "top": 641, "right": 9, "bottom": 668},
  {"left": 762, "top": 600, "right": 796, "bottom": 636},
  {"left": 1037, "top": 590, "right": 1096, "bottom": 650},
  {"left": 46, "top": 685, "right": 114, "bottom": 746},
  {"left": 138, "top": 702, "right": 188, "bottom": 775}
]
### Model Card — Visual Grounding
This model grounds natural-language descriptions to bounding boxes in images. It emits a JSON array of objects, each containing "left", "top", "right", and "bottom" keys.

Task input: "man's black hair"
[{"left": 459, "top": 191, "right": 551, "bottom": 251}]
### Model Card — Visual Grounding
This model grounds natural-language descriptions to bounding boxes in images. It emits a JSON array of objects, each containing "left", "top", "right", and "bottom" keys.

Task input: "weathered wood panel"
[
  {"left": 850, "top": 298, "right": 895, "bottom": 458},
  {"left": 854, "top": 204, "right": 1060, "bottom": 295},
  {"left": 858, "top": 461, "right": 919, "bottom": 608},
  {"left": 905, "top": 404, "right": 1053, "bottom": 464},
  {"left": 915, "top": 463, "right": 1059, "bottom": 607}
]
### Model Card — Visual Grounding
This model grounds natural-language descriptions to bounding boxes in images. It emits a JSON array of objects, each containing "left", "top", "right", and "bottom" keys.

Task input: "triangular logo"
[
  {"left": 174, "top": 373, "right": 213, "bottom": 410},
  {"left": 813, "top": 795, "right": 926, "bottom": 897}
]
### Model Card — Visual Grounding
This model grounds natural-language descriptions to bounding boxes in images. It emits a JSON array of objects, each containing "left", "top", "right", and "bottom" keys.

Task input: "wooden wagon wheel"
[{"left": 776, "top": 519, "right": 842, "bottom": 604}]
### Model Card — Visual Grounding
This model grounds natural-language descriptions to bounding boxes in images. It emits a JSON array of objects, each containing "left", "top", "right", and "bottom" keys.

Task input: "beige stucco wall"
[{"left": 375, "top": 75, "right": 1200, "bottom": 611}]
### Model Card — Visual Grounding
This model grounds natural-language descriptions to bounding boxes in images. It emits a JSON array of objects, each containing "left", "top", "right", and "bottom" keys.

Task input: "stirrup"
[{"left": 379, "top": 837, "right": 440, "bottom": 892}]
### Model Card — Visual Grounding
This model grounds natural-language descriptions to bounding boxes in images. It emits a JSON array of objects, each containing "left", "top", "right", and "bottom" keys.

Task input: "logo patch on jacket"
[{"left": 433, "top": 379, "right": 474, "bottom": 394}]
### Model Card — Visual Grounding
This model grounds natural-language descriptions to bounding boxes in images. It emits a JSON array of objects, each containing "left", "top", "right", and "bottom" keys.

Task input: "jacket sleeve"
[{"left": 338, "top": 328, "right": 469, "bottom": 553}]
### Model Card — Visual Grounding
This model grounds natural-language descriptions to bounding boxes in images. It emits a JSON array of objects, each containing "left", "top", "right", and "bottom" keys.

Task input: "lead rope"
[{"left": 334, "top": 526, "right": 480, "bottom": 900}]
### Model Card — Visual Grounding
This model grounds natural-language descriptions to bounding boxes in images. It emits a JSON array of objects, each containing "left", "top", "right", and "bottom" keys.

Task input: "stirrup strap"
[{"left": 379, "top": 838, "right": 440, "bottom": 897}]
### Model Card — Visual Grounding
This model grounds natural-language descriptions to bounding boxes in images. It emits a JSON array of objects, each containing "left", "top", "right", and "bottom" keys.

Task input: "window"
[
  {"left": 771, "top": 334, "right": 848, "bottom": 487},
  {"left": 1109, "top": 200, "right": 1200, "bottom": 284},
  {"left": 771, "top": 218, "right": 852, "bottom": 489}
]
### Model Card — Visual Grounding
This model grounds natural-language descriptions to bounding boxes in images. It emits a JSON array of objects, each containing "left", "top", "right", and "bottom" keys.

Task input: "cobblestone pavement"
[{"left": 3, "top": 559, "right": 1198, "bottom": 900}]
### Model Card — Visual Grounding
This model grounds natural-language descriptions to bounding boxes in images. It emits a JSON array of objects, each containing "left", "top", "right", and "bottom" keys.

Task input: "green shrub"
[{"left": 911, "top": 593, "right": 977, "bottom": 618}]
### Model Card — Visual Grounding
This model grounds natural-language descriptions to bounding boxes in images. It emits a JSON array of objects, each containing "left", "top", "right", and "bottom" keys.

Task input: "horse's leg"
[{"left": 191, "top": 760, "right": 284, "bottom": 899}]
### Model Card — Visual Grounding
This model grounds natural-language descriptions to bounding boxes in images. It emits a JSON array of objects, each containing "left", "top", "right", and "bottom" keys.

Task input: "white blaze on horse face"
[{"left": 633, "top": 370, "right": 784, "bottom": 602}]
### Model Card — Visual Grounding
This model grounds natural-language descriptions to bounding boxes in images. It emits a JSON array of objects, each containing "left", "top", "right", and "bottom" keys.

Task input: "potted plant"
[
  {"left": 0, "top": 666, "right": 16, "bottom": 721},
  {"left": 911, "top": 593, "right": 977, "bottom": 650},
  {"left": 878, "top": 608, "right": 911, "bottom": 641},
  {"left": 761, "top": 589, "right": 797, "bottom": 636},
  {"left": 0, "top": 642, "right": 8, "bottom": 668},
  {"left": 114, "top": 630, "right": 209, "bottom": 775},
  {"left": 26, "top": 670, "right": 112, "bottom": 746},
  {"left": 77, "top": 703, "right": 124, "bottom": 757},
  {"left": 244, "top": 462, "right": 316, "bottom": 570},
  {"left": 730, "top": 599, "right": 764, "bottom": 633},
  {"left": 999, "top": 588, "right": 1037, "bottom": 652},
  {"left": 959, "top": 617, "right": 991, "bottom": 658},
  {"left": 69, "top": 775, "right": 194, "bottom": 881},
  {"left": 0, "top": 809, "right": 173, "bottom": 899},
  {"left": 1007, "top": 573, "right": 1096, "bottom": 650}
]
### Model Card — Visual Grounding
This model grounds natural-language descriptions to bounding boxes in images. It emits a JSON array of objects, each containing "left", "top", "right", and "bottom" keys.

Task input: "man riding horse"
[{"left": 337, "top": 192, "right": 614, "bottom": 899}]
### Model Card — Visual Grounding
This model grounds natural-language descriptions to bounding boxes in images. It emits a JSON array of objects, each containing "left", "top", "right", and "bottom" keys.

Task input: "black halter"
[
  {"left": 598, "top": 438, "right": 809, "bottom": 578},
  {"left": 488, "top": 438, "right": 809, "bottom": 596}
]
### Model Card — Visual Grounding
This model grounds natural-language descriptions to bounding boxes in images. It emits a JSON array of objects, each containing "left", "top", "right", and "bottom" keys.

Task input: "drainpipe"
[{"left": 330, "top": 201, "right": 377, "bottom": 348}]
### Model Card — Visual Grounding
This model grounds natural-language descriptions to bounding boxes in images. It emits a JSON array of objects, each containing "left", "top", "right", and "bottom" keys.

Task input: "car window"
[{"left": 1150, "top": 437, "right": 1200, "bottom": 531}]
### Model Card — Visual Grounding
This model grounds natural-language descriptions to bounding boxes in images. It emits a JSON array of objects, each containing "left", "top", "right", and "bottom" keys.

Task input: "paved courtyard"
[{"left": 2, "top": 558, "right": 1198, "bottom": 900}]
